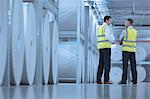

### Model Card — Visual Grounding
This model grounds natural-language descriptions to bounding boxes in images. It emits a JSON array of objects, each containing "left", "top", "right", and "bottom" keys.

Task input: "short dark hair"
[
  {"left": 127, "top": 18, "right": 134, "bottom": 24},
  {"left": 104, "top": 16, "right": 111, "bottom": 22}
]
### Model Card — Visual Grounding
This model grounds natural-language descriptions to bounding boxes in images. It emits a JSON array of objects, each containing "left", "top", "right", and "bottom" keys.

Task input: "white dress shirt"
[{"left": 104, "top": 23, "right": 115, "bottom": 43}]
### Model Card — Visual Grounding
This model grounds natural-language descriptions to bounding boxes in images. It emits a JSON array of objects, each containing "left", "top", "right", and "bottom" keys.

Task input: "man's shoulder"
[
  {"left": 131, "top": 28, "right": 138, "bottom": 33},
  {"left": 98, "top": 24, "right": 105, "bottom": 29}
]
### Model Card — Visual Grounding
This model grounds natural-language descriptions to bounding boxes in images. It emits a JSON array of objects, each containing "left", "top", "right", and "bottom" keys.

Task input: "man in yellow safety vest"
[
  {"left": 118, "top": 19, "right": 137, "bottom": 84},
  {"left": 97, "top": 16, "right": 115, "bottom": 84}
]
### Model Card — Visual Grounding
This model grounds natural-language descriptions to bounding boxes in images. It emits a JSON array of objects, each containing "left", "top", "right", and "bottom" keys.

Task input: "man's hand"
[{"left": 119, "top": 39, "right": 123, "bottom": 45}]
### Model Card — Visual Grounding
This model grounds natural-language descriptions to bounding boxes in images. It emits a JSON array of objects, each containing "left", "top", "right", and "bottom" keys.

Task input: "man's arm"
[
  {"left": 119, "top": 30, "right": 124, "bottom": 45},
  {"left": 105, "top": 26, "right": 115, "bottom": 44}
]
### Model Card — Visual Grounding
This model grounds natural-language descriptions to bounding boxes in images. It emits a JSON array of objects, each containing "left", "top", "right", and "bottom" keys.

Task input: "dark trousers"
[
  {"left": 122, "top": 51, "right": 137, "bottom": 83},
  {"left": 97, "top": 48, "right": 111, "bottom": 82}
]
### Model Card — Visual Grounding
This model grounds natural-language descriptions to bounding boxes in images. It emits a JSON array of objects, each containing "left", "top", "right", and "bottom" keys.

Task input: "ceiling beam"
[
  {"left": 23, "top": 0, "right": 33, "bottom": 2},
  {"left": 114, "top": 24, "right": 150, "bottom": 27}
]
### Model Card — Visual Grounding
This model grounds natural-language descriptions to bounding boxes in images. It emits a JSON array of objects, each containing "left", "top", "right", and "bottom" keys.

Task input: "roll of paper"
[
  {"left": 110, "top": 67, "right": 122, "bottom": 82},
  {"left": 130, "top": 66, "right": 146, "bottom": 83},
  {"left": 12, "top": 0, "right": 24, "bottom": 85},
  {"left": 136, "top": 46, "right": 146, "bottom": 61},
  {"left": 0, "top": 0, "right": 8, "bottom": 85},
  {"left": 81, "top": 45, "right": 86, "bottom": 82},
  {"left": 58, "top": 45, "right": 76, "bottom": 79},
  {"left": 89, "top": 51, "right": 94, "bottom": 83},
  {"left": 52, "top": 20, "right": 58, "bottom": 84},
  {"left": 87, "top": 49, "right": 90, "bottom": 82},
  {"left": 94, "top": 54, "right": 97, "bottom": 83},
  {"left": 42, "top": 12, "right": 50, "bottom": 84},
  {"left": 23, "top": 3, "right": 36, "bottom": 85}
]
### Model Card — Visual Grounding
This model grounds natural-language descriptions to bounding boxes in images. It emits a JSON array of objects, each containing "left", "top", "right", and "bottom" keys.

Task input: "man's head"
[
  {"left": 125, "top": 18, "right": 134, "bottom": 27},
  {"left": 104, "top": 16, "right": 112, "bottom": 25}
]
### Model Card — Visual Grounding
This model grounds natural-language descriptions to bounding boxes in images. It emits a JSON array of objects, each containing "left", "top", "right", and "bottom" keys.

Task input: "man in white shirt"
[{"left": 97, "top": 16, "right": 115, "bottom": 84}]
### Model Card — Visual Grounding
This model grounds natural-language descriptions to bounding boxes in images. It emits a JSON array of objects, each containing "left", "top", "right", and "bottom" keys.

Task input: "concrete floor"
[{"left": 0, "top": 83, "right": 150, "bottom": 99}]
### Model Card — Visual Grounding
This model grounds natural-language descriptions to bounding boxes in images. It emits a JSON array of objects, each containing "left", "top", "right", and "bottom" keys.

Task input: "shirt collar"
[
  {"left": 127, "top": 25, "right": 133, "bottom": 29},
  {"left": 103, "top": 22, "right": 109, "bottom": 26}
]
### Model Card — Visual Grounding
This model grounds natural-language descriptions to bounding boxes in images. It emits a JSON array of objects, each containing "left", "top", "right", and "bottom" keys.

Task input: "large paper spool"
[
  {"left": 86, "top": 50, "right": 90, "bottom": 82},
  {"left": 130, "top": 66, "right": 146, "bottom": 83},
  {"left": 0, "top": 0, "right": 8, "bottom": 85},
  {"left": 88, "top": 51, "right": 92, "bottom": 82},
  {"left": 58, "top": 44, "right": 77, "bottom": 81},
  {"left": 52, "top": 20, "right": 58, "bottom": 84},
  {"left": 12, "top": 0, "right": 24, "bottom": 85},
  {"left": 81, "top": 45, "right": 85, "bottom": 82},
  {"left": 94, "top": 54, "right": 99, "bottom": 82},
  {"left": 136, "top": 47, "right": 146, "bottom": 61},
  {"left": 110, "top": 67, "right": 122, "bottom": 82},
  {"left": 42, "top": 12, "right": 50, "bottom": 84},
  {"left": 89, "top": 51, "right": 94, "bottom": 83},
  {"left": 77, "top": 44, "right": 83, "bottom": 83},
  {"left": 23, "top": 3, "right": 36, "bottom": 85},
  {"left": 111, "top": 44, "right": 122, "bottom": 61},
  {"left": 94, "top": 54, "right": 97, "bottom": 83}
]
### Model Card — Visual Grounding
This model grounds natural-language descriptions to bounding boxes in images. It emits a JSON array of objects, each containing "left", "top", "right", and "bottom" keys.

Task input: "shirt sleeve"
[
  {"left": 105, "top": 26, "right": 115, "bottom": 43},
  {"left": 119, "top": 30, "right": 124, "bottom": 41},
  {"left": 97, "top": 26, "right": 100, "bottom": 36}
]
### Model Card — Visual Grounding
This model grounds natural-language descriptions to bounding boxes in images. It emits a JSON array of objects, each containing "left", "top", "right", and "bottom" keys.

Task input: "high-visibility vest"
[
  {"left": 97, "top": 23, "right": 111, "bottom": 49},
  {"left": 122, "top": 27, "right": 137, "bottom": 52}
]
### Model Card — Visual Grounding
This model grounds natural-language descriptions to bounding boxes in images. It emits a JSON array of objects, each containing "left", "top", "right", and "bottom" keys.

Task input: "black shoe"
[
  {"left": 132, "top": 80, "right": 137, "bottom": 84},
  {"left": 133, "top": 82, "right": 137, "bottom": 84},
  {"left": 118, "top": 81, "right": 126, "bottom": 84}
]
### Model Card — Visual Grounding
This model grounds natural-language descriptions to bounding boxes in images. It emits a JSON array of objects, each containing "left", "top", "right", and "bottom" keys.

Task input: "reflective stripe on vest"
[
  {"left": 98, "top": 35, "right": 105, "bottom": 37},
  {"left": 98, "top": 40, "right": 109, "bottom": 42},
  {"left": 122, "top": 45, "right": 136, "bottom": 48},
  {"left": 123, "top": 40, "right": 136, "bottom": 43}
]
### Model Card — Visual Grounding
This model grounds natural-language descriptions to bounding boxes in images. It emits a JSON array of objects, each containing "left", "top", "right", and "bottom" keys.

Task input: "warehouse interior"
[{"left": 0, "top": 0, "right": 150, "bottom": 99}]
